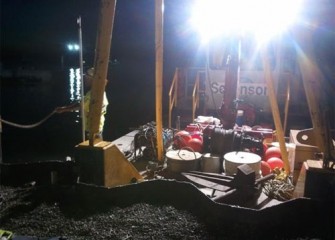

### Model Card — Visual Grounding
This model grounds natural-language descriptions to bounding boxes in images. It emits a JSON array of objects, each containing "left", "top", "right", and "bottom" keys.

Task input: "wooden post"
[
  {"left": 89, "top": 0, "right": 116, "bottom": 146},
  {"left": 155, "top": 0, "right": 164, "bottom": 161},
  {"left": 261, "top": 47, "right": 290, "bottom": 175},
  {"left": 293, "top": 27, "right": 332, "bottom": 168}
]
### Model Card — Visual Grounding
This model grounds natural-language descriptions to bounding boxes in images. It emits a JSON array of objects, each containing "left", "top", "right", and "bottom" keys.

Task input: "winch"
[{"left": 173, "top": 122, "right": 272, "bottom": 161}]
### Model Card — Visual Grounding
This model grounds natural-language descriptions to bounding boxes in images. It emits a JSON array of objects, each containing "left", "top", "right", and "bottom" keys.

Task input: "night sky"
[
  {"left": 0, "top": 0, "right": 201, "bottom": 118},
  {"left": 0, "top": 0, "right": 199, "bottom": 67},
  {"left": 2, "top": 0, "right": 333, "bottom": 95},
  {"left": 0, "top": 0, "right": 202, "bottom": 160}
]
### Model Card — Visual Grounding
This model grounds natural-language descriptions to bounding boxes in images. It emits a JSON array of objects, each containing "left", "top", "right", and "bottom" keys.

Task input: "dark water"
[{"left": 1, "top": 66, "right": 157, "bottom": 162}]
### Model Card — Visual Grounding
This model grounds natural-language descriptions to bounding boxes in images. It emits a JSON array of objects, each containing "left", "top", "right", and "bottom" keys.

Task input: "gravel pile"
[
  {"left": 1, "top": 183, "right": 333, "bottom": 240},
  {"left": 0, "top": 185, "right": 212, "bottom": 239}
]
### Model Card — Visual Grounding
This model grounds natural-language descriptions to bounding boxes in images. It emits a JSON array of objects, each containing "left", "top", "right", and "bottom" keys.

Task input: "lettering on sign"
[
  {"left": 210, "top": 82, "right": 225, "bottom": 94},
  {"left": 208, "top": 82, "right": 268, "bottom": 96},
  {"left": 239, "top": 84, "right": 268, "bottom": 96}
]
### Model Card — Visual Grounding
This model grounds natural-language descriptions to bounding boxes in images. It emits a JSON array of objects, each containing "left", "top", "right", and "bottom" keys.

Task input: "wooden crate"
[
  {"left": 289, "top": 130, "right": 319, "bottom": 171},
  {"left": 75, "top": 141, "right": 142, "bottom": 187}
]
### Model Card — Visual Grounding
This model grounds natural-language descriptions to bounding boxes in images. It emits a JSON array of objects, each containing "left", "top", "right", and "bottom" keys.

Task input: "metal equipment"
[
  {"left": 183, "top": 164, "right": 275, "bottom": 205},
  {"left": 173, "top": 123, "right": 271, "bottom": 161},
  {"left": 133, "top": 122, "right": 174, "bottom": 161}
]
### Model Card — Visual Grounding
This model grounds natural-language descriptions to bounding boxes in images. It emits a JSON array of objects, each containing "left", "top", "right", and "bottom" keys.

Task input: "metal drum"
[
  {"left": 166, "top": 149, "right": 202, "bottom": 172},
  {"left": 201, "top": 153, "right": 221, "bottom": 173},
  {"left": 224, "top": 151, "right": 261, "bottom": 178}
]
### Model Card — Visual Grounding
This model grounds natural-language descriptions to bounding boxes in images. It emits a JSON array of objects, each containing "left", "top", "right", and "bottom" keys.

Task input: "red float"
[
  {"left": 265, "top": 146, "right": 282, "bottom": 161},
  {"left": 174, "top": 131, "right": 192, "bottom": 148},
  {"left": 260, "top": 161, "right": 272, "bottom": 176},
  {"left": 262, "top": 143, "right": 269, "bottom": 160},
  {"left": 267, "top": 157, "right": 284, "bottom": 170},
  {"left": 186, "top": 138, "right": 203, "bottom": 153}
]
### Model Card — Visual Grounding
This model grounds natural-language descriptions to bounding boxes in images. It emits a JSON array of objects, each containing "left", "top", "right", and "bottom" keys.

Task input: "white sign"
[
  {"left": 239, "top": 83, "right": 268, "bottom": 96},
  {"left": 210, "top": 81, "right": 225, "bottom": 94}
]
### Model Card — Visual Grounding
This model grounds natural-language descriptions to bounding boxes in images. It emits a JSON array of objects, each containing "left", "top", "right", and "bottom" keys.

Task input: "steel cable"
[{"left": 0, "top": 109, "right": 57, "bottom": 129}]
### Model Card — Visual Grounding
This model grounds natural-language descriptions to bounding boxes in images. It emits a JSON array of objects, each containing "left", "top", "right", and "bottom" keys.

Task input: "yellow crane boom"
[{"left": 88, "top": 0, "right": 116, "bottom": 145}]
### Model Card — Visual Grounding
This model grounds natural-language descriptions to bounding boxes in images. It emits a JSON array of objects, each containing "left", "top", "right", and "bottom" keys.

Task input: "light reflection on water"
[
  {"left": 68, "top": 68, "right": 82, "bottom": 123},
  {"left": 1, "top": 68, "right": 85, "bottom": 161},
  {"left": 69, "top": 68, "right": 82, "bottom": 102}
]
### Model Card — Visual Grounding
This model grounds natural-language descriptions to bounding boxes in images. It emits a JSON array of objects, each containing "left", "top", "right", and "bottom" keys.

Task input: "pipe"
[{"left": 77, "top": 16, "right": 85, "bottom": 142}]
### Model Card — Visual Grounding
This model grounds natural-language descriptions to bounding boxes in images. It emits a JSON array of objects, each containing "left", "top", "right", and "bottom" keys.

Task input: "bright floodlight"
[
  {"left": 67, "top": 43, "right": 80, "bottom": 51},
  {"left": 190, "top": 0, "right": 302, "bottom": 43}
]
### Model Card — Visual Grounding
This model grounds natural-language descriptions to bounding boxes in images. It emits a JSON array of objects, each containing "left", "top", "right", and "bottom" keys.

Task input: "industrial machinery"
[
  {"left": 0, "top": 0, "right": 332, "bottom": 195},
  {"left": 0, "top": 1, "right": 334, "bottom": 238},
  {"left": 167, "top": 0, "right": 334, "bottom": 201}
]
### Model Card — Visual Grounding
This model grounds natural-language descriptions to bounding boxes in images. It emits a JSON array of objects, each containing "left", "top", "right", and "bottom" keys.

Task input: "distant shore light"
[{"left": 67, "top": 43, "right": 80, "bottom": 51}]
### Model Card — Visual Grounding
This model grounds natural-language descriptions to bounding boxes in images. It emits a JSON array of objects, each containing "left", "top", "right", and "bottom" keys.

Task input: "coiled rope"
[
  {"left": 262, "top": 168, "right": 295, "bottom": 201},
  {"left": 0, "top": 109, "right": 57, "bottom": 129}
]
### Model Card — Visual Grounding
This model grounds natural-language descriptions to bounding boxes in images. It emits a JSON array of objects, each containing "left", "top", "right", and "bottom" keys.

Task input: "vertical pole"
[
  {"left": 0, "top": 64, "right": 2, "bottom": 184},
  {"left": 0, "top": 120, "right": 1, "bottom": 186},
  {"left": 88, "top": 0, "right": 116, "bottom": 146},
  {"left": 236, "top": 38, "right": 242, "bottom": 101},
  {"left": 221, "top": 39, "right": 238, "bottom": 128},
  {"left": 78, "top": 16, "right": 85, "bottom": 142},
  {"left": 262, "top": 46, "right": 290, "bottom": 175},
  {"left": 0, "top": 116, "right": 2, "bottom": 165},
  {"left": 0, "top": 63, "right": 2, "bottom": 165},
  {"left": 155, "top": 0, "right": 164, "bottom": 161}
]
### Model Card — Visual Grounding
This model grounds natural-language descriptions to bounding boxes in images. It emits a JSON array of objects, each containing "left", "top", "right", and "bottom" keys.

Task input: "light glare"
[{"left": 191, "top": 0, "right": 302, "bottom": 43}]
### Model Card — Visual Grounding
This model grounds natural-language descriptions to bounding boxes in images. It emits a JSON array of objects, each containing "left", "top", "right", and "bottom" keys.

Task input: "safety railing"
[
  {"left": 283, "top": 78, "right": 291, "bottom": 134},
  {"left": 192, "top": 71, "right": 202, "bottom": 122},
  {"left": 168, "top": 68, "right": 180, "bottom": 128}
]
